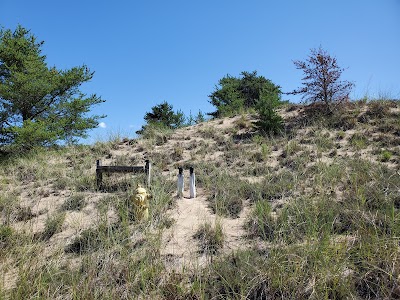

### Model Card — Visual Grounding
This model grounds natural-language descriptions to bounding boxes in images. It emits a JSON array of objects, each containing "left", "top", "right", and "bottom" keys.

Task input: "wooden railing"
[{"left": 96, "top": 160, "right": 151, "bottom": 190}]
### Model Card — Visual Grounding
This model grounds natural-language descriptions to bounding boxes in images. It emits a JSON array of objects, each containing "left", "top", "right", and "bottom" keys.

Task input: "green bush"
[
  {"left": 254, "top": 89, "right": 283, "bottom": 134},
  {"left": 136, "top": 101, "right": 184, "bottom": 135},
  {"left": 208, "top": 71, "right": 282, "bottom": 118}
]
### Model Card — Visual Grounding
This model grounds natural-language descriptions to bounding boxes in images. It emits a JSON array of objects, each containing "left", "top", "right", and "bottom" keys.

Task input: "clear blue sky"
[{"left": 1, "top": 0, "right": 399, "bottom": 142}]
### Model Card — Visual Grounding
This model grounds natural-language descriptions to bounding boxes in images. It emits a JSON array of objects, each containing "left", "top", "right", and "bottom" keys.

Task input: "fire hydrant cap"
[{"left": 136, "top": 187, "right": 147, "bottom": 194}]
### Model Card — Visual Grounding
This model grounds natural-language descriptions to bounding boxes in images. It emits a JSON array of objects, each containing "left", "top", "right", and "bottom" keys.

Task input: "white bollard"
[
  {"left": 189, "top": 167, "right": 196, "bottom": 198},
  {"left": 177, "top": 167, "right": 184, "bottom": 198}
]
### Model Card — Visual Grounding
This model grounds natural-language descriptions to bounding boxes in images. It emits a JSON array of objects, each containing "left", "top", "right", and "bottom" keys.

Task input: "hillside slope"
[{"left": 1, "top": 100, "right": 399, "bottom": 299}]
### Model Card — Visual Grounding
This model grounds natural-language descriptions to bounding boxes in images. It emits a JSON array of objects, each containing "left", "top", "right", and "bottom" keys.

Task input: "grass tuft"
[
  {"left": 61, "top": 193, "right": 86, "bottom": 211},
  {"left": 193, "top": 221, "right": 224, "bottom": 254}
]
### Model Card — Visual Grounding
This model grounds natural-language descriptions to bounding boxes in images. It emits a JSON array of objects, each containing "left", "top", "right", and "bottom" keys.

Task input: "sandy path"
[{"left": 161, "top": 188, "right": 250, "bottom": 270}]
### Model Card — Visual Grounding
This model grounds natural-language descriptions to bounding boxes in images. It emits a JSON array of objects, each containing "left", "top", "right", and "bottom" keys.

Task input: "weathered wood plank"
[
  {"left": 96, "top": 160, "right": 103, "bottom": 189},
  {"left": 96, "top": 159, "right": 150, "bottom": 190},
  {"left": 96, "top": 165, "right": 145, "bottom": 173}
]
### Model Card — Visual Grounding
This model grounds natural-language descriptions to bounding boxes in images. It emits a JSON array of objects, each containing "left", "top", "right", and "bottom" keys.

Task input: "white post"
[
  {"left": 177, "top": 167, "right": 184, "bottom": 198},
  {"left": 189, "top": 167, "right": 196, "bottom": 198},
  {"left": 145, "top": 160, "right": 151, "bottom": 188}
]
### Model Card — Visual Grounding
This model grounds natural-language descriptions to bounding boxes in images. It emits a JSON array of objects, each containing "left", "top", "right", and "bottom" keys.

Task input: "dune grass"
[{"left": 0, "top": 100, "right": 399, "bottom": 299}]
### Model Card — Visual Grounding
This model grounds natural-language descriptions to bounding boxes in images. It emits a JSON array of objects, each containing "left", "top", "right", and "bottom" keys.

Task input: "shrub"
[
  {"left": 366, "top": 100, "right": 391, "bottom": 118},
  {"left": 136, "top": 101, "right": 184, "bottom": 135},
  {"left": 254, "top": 88, "right": 284, "bottom": 135},
  {"left": 208, "top": 71, "right": 282, "bottom": 118}
]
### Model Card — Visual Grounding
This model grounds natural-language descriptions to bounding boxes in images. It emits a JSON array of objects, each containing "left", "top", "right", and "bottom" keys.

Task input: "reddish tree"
[{"left": 290, "top": 47, "right": 354, "bottom": 111}]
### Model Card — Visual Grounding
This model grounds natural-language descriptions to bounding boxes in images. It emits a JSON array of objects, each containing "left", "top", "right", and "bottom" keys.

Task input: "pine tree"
[
  {"left": 254, "top": 87, "right": 283, "bottom": 135},
  {"left": 208, "top": 71, "right": 281, "bottom": 118},
  {"left": 289, "top": 47, "right": 354, "bottom": 112},
  {"left": 0, "top": 25, "right": 105, "bottom": 151},
  {"left": 136, "top": 101, "right": 184, "bottom": 135}
]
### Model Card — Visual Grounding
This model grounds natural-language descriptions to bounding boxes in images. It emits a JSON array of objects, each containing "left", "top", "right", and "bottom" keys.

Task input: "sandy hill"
[{"left": 1, "top": 100, "right": 399, "bottom": 299}]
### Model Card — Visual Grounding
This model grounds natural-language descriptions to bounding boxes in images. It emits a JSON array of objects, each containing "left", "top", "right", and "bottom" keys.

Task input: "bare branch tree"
[{"left": 289, "top": 47, "right": 354, "bottom": 111}]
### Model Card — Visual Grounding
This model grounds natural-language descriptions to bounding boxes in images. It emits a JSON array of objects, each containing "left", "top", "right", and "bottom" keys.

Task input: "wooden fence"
[{"left": 96, "top": 160, "right": 151, "bottom": 190}]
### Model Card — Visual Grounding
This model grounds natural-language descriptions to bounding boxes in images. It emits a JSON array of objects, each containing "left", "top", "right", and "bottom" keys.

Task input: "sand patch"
[{"left": 161, "top": 189, "right": 250, "bottom": 270}]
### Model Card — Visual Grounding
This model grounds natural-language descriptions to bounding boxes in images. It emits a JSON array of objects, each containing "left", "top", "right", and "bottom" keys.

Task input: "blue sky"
[{"left": 1, "top": 0, "right": 399, "bottom": 142}]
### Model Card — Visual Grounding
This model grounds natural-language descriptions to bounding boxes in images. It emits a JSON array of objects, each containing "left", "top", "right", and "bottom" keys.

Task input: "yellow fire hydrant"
[{"left": 132, "top": 184, "right": 151, "bottom": 221}]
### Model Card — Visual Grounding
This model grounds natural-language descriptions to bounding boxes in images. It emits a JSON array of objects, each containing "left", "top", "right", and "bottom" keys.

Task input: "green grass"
[
  {"left": 380, "top": 149, "right": 392, "bottom": 162},
  {"left": 193, "top": 221, "right": 225, "bottom": 254},
  {"left": 61, "top": 194, "right": 86, "bottom": 211},
  {"left": 205, "top": 172, "right": 250, "bottom": 217},
  {"left": 40, "top": 212, "right": 66, "bottom": 241},
  {"left": 0, "top": 224, "right": 14, "bottom": 249},
  {"left": 349, "top": 132, "right": 369, "bottom": 150}
]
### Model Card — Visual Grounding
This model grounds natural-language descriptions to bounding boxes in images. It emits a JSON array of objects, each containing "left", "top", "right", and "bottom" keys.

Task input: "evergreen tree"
[
  {"left": 254, "top": 87, "right": 283, "bottom": 135},
  {"left": 208, "top": 75, "right": 244, "bottom": 118},
  {"left": 0, "top": 25, "right": 104, "bottom": 151},
  {"left": 208, "top": 71, "right": 281, "bottom": 117},
  {"left": 136, "top": 101, "right": 184, "bottom": 135},
  {"left": 289, "top": 47, "right": 354, "bottom": 111},
  {"left": 195, "top": 110, "right": 205, "bottom": 124}
]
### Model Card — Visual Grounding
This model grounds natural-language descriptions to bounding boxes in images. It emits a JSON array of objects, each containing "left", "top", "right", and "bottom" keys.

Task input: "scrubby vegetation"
[{"left": 0, "top": 99, "right": 399, "bottom": 299}]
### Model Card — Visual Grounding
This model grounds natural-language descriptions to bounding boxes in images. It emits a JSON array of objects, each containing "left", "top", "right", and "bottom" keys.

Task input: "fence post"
[
  {"left": 177, "top": 167, "right": 184, "bottom": 198},
  {"left": 145, "top": 160, "right": 151, "bottom": 188},
  {"left": 189, "top": 166, "right": 196, "bottom": 198},
  {"left": 96, "top": 160, "right": 103, "bottom": 190}
]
